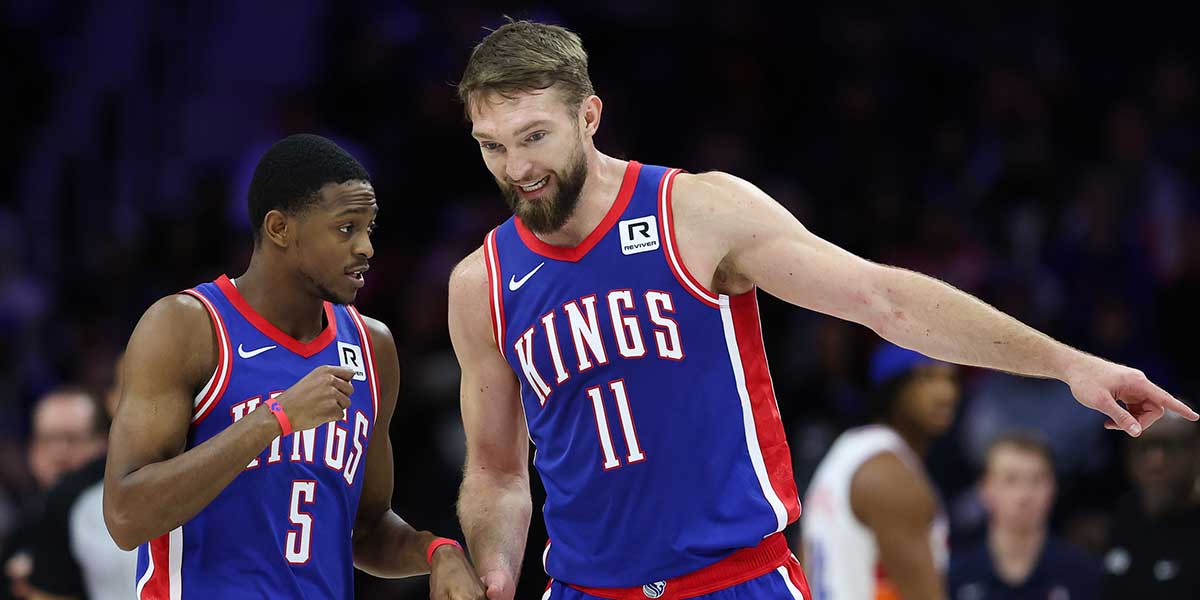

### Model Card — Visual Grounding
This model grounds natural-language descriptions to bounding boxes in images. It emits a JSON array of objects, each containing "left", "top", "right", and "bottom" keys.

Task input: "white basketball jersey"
[{"left": 800, "top": 425, "right": 948, "bottom": 600}]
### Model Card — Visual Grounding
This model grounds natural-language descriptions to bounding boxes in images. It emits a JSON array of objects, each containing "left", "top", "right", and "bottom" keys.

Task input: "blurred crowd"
[{"left": 2, "top": 1, "right": 1198, "bottom": 598}]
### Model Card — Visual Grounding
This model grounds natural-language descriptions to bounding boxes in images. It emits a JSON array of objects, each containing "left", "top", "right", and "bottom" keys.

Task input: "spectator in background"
[
  {"left": 1102, "top": 412, "right": 1200, "bottom": 599},
  {"left": 28, "top": 356, "right": 134, "bottom": 600},
  {"left": 949, "top": 433, "right": 1100, "bottom": 600},
  {"left": 0, "top": 389, "right": 107, "bottom": 599}
]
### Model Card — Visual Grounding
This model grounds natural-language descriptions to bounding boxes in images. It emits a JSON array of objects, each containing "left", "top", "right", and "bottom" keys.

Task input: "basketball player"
[
  {"left": 102, "top": 135, "right": 485, "bottom": 599},
  {"left": 801, "top": 343, "right": 958, "bottom": 600},
  {"left": 446, "top": 20, "right": 1196, "bottom": 600}
]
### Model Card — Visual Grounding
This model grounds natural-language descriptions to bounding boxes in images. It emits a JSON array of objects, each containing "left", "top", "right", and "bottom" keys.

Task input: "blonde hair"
[{"left": 458, "top": 19, "right": 595, "bottom": 120}]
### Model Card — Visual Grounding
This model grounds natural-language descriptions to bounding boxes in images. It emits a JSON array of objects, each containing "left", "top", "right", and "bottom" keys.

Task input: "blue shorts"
[{"left": 541, "top": 535, "right": 811, "bottom": 600}]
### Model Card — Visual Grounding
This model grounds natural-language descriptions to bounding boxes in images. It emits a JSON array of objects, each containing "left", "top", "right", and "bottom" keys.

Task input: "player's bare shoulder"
[
  {"left": 448, "top": 246, "right": 491, "bottom": 320},
  {"left": 129, "top": 292, "right": 220, "bottom": 388},
  {"left": 667, "top": 171, "right": 767, "bottom": 295},
  {"left": 449, "top": 246, "right": 489, "bottom": 295},
  {"left": 849, "top": 451, "right": 936, "bottom": 526},
  {"left": 671, "top": 171, "right": 768, "bottom": 218},
  {"left": 448, "top": 245, "right": 504, "bottom": 356}
]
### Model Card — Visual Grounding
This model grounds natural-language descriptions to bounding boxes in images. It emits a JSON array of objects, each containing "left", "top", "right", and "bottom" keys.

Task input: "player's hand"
[
  {"left": 479, "top": 569, "right": 516, "bottom": 600},
  {"left": 273, "top": 365, "right": 356, "bottom": 432},
  {"left": 429, "top": 545, "right": 487, "bottom": 600},
  {"left": 1065, "top": 356, "right": 1198, "bottom": 436}
]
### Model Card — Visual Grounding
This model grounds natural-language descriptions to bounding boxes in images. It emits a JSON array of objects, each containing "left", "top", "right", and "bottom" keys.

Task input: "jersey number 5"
[
  {"left": 587, "top": 379, "right": 646, "bottom": 470},
  {"left": 286, "top": 480, "right": 317, "bottom": 564}
]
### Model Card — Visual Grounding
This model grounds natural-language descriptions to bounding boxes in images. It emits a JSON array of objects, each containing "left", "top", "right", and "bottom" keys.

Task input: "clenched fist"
[
  {"left": 271, "top": 365, "right": 356, "bottom": 432},
  {"left": 430, "top": 545, "right": 487, "bottom": 600}
]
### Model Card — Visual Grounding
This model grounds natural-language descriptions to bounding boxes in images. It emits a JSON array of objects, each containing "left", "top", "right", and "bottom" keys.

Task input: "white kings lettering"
[
  {"left": 230, "top": 394, "right": 370, "bottom": 487},
  {"left": 513, "top": 289, "right": 684, "bottom": 404}
]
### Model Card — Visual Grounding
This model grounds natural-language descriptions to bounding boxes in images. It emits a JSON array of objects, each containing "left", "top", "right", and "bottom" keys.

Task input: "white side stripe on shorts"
[
  {"left": 777, "top": 565, "right": 805, "bottom": 599},
  {"left": 541, "top": 585, "right": 553, "bottom": 600}
]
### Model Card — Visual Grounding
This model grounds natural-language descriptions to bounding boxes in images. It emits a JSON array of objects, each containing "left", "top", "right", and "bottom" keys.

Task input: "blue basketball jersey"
[
  {"left": 483, "top": 162, "right": 801, "bottom": 588},
  {"left": 135, "top": 275, "right": 380, "bottom": 600}
]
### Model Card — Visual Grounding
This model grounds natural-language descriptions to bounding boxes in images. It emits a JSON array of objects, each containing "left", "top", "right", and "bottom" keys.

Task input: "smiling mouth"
[{"left": 518, "top": 175, "right": 550, "bottom": 193}]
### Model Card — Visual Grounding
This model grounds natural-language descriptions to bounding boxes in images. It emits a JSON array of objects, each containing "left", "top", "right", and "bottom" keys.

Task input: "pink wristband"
[
  {"left": 426, "top": 537, "right": 463, "bottom": 565},
  {"left": 264, "top": 397, "right": 292, "bottom": 436}
]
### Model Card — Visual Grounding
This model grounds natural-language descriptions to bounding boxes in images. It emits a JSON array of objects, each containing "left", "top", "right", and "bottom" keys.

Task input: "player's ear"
[
  {"left": 579, "top": 94, "right": 602, "bottom": 138},
  {"left": 262, "top": 209, "right": 291, "bottom": 249}
]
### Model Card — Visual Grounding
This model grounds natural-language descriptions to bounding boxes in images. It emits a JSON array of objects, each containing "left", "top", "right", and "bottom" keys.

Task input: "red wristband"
[
  {"left": 264, "top": 397, "right": 292, "bottom": 436},
  {"left": 426, "top": 537, "right": 463, "bottom": 565}
]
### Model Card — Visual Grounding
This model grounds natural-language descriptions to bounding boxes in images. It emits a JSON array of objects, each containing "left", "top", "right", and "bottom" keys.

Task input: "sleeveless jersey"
[
  {"left": 483, "top": 161, "right": 801, "bottom": 588},
  {"left": 135, "top": 275, "right": 380, "bottom": 600},
  {"left": 800, "top": 425, "right": 949, "bottom": 600}
]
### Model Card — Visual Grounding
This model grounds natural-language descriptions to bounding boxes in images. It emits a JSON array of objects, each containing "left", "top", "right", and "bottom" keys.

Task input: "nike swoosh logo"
[
  {"left": 237, "top": 344, "right": 277, "bottom": 359},
  {"left": 508, "top": 262, "right": 545, "bottom": 291}
]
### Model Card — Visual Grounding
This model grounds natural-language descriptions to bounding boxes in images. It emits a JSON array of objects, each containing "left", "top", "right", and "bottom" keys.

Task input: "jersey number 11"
[{"left": 587, "top": 379, "right": 646, "bottom": 470}]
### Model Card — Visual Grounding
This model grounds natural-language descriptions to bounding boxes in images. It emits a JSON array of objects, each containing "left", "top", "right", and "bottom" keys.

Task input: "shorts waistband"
[{"left": 567, "top": 533, "right": 791, "bottom": 600}]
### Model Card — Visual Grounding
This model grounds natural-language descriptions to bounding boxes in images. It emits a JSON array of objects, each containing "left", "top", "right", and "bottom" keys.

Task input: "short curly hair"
[{"left": 247, "top": 134, "right": 370, "bottom": 243}]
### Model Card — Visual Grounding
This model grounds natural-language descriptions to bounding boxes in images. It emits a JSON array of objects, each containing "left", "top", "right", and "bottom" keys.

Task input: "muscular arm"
[
  {"left": 449, "top": 248, "right": 531, "bottom": 599},
  {"left": 350, "top": 316, "right": 443, "bottom": 577},
  {"left": 103, "top": 295, "right": 284, "bottom": 550},
  {"left": 850, "top": 452, "right": 944, "bottom": 600},
  {"left": 671, "top": 172, "right": 1197, "bottom": 433}
]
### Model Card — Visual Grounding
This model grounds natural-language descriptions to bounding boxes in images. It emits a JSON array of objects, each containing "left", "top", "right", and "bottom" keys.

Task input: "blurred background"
[{"left": 2, "top": 1, "right": 1199, "bottom": 598}]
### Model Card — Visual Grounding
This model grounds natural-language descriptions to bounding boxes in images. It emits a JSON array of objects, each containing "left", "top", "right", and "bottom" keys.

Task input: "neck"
[
  {"left": 534, "top": 150, "right": 627, "bottom": 247},
  {"left": 988, "top": 525, "right": 1046, "bottom": 585},
  {"left": 889, "top": 421, "right": 932, "bottom": 458},
  {"left": 233, "top": 253, "right": 328, "bottom": 342}
]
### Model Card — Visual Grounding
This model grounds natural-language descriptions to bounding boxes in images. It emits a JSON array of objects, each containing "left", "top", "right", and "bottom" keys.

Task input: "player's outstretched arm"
[
  {"left": 850, "top": 452, "right": 945, "bottom": 600},
  {"left": 103, "top": 295, "right": 355, "bottom": 550},
  {"left": 449, "top": 248, "right": 530, "bottom": 600},
  {"left": 350, "top": 315, "right": 485, "bottom": 598},
  {"left": 671, "top": 172, "right": 1198, "bottom": 436}
]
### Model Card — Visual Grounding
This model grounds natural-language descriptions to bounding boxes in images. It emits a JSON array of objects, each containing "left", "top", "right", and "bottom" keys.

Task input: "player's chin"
[
  {"left": 926, "top": 414, "right": 955, "bottom": 435},
  {"left": 324, "top": 281, "right": 360, "bottom": 305}
]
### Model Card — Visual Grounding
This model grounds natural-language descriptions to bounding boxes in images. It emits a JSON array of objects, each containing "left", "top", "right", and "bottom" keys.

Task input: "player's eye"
[
  {"left": 338, "top": 224, "right": 353, "bottom": 234},
  {"left": 526, "top": 131, "right": 546, "bottom": 143},
  {"left": 481, "top": 142, "right": 502, "bottom": 152}
]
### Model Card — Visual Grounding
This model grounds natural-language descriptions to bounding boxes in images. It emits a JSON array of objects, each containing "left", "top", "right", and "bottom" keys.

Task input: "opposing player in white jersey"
[{"left": 802, "top": 343, "right": 957, "bottom": 600}]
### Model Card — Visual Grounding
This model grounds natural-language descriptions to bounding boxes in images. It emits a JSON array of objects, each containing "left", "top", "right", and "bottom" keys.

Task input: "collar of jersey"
[
  {"left": 215, "top": 274, "right": 338, "bottom": 358},
  {"left": 514, "top": 160, "right": 642, "bottom": 263}
]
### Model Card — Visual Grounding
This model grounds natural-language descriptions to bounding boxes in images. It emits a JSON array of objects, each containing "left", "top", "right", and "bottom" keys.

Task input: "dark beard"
[{"left": 502, "top": 148, "right": 588, "bottom": 234}]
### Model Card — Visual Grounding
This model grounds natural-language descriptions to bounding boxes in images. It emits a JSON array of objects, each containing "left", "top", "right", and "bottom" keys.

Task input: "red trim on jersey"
[
  {"left": 484, "top": 229, "right": 506, "bottom": 354},
  {"left": 783, "top": 554, "right": 814, "bottom": 599},
  {"left": 568, "top": 533, "right": 791, "bottom": 599},
  {"left": 214, "top": 274, "right": 337, "bottom": 358},
  {"left": 346, "top": 306, "right": 381, "bottom": 424},
  {"left": 514, "top": 161, "right": 642, "bottom": 263},
  {"left": 140, "top": 533, "right": 171, "bottom": 599},
  {"left": 730, "top": 291, "right": 802, "bottom": 523},
  {"left": 181, "top": 289, "right": 232, "bottom": 425},
  {"left": 657, "top": 168, "right": 721, "bottom": 308}
]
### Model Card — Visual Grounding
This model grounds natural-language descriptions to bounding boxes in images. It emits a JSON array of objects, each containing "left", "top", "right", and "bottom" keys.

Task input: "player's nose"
[
  {"left": 505, "top": 151, "right": 534, "bottom": 183},
  {"left": 354, "top": 235, "right": 374, "bottom": 260}
]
